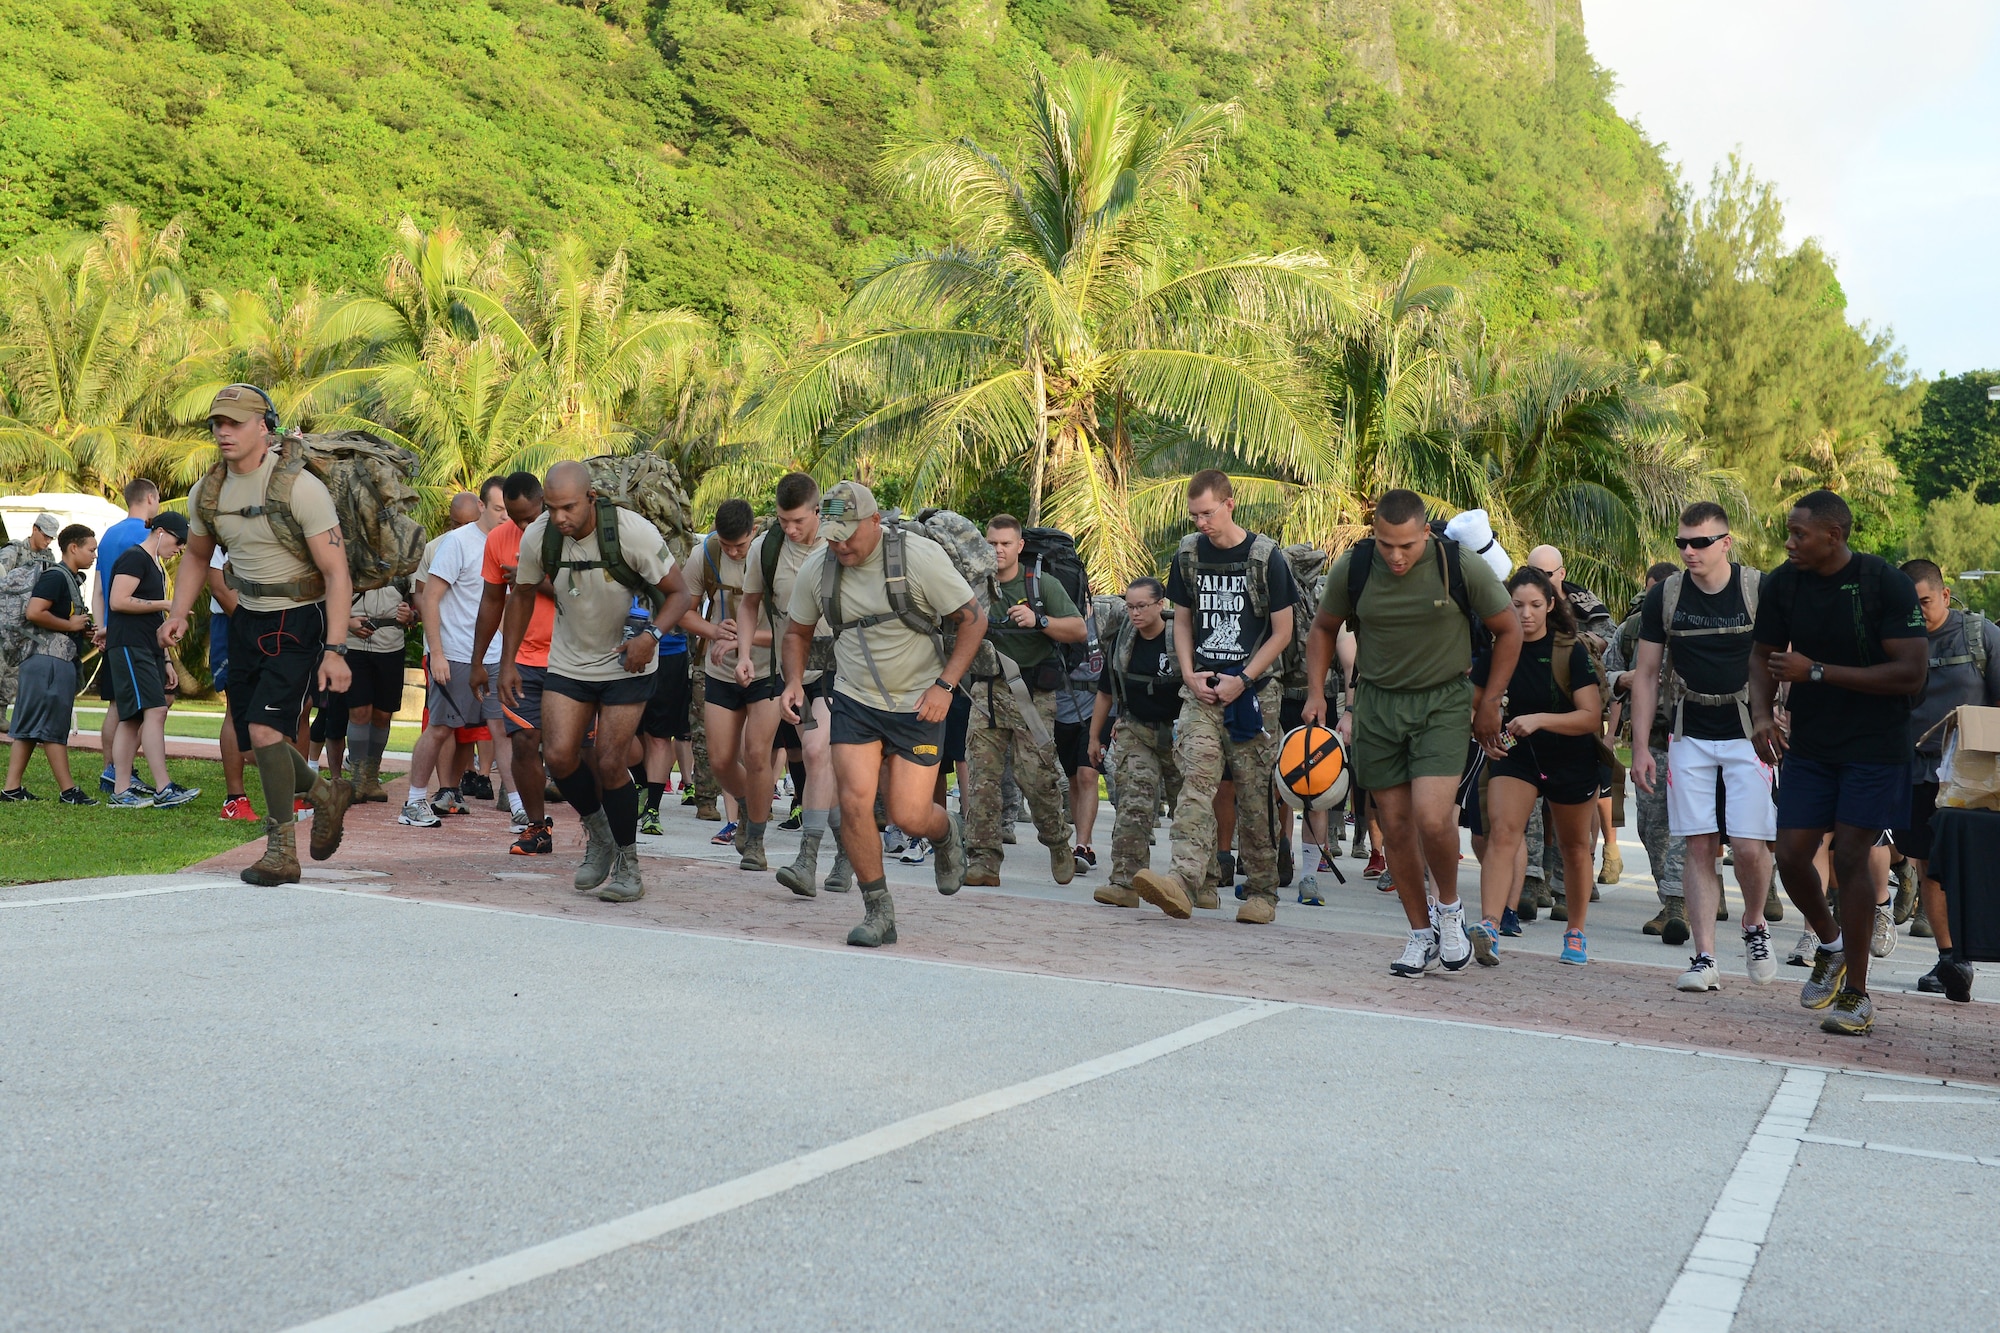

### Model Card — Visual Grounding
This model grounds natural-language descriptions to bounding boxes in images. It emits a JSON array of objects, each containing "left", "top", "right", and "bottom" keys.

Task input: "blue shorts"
[
  {"left": 209, "top": 611, "right": 230, "bottom": 694},
  {"left": 1775, "top": 756, "right": 1912, "bottom": 832}
]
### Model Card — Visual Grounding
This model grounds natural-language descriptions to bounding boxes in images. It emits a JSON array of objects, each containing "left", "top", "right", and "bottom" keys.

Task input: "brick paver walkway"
[{"left": 192, "top": 784, "right": 2000, "bottom": 1087}]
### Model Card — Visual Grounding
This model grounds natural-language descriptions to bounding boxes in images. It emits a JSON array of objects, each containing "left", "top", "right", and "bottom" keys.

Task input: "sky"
[{"left": 1579, "top": 0, "right": 2000, "bottom": 380}]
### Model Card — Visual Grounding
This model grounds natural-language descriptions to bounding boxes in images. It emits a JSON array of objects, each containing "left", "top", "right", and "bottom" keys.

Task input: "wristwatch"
[
  {"left": 1035, "top": 612, "right": 1049, "bottom": 631},
  {"left": 325, "top": 644, "right": 347, "bottom": 657},
  {"left": 1808, "top": 662, "right": 1824, "bottom": 683},
  {"left": 644, "top": 625, "right": 665, "bottom": 642}
]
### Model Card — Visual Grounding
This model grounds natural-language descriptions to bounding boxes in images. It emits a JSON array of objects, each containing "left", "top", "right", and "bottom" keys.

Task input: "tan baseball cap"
[
  {"left": 207, "top": 384, "right": 271, "bottom": 424},
  {"left": 818, "top": 480, "right": 879, "bottom": 542}
]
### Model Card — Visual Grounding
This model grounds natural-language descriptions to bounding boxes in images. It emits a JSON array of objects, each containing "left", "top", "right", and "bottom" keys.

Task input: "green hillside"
[{"left": 4, "top": 0, "right": 1666, "bottom": 329}]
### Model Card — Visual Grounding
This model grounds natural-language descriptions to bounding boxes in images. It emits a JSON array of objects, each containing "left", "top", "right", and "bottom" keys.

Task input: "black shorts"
[
  {"left": 309, "top": 693, "right": 349, "bottom": 743},
  {"left": 643, "top": 652, "right": 691, "bottom": 740},
  {"left": 1458, "top": 740, "right": 1488, "bottom": 835},
  {"left": 342, "top": 648, "right": 407, "bottom": 716},
  {"left": 1054, "top": 719, "right": 1089, "bottom": 777},
  {"left": 503, "top": 664, "right": 547, "bottom": 735},
  {"left": 1891, "top": 781, "right": 1941, "bottom": 862},
  {"left": 829, "top": 689, "right": 945, "bottom": 767},
  {"left": 775, "top": 719, "right": 802, "bottom": 753},
  {"left": 108, "top": 644, "right": 168, "bottom": 717},
  {"left": 944, "top": 689, "right": 972, "bottom": 764},
  {"left": 1279, "top": 692, "right": 1339, "bottom": 735},
  {"left": 1488, "top": 745, "right": 1599, "bottom": 806},
  {"left": 545, "top": 670, "right": 656, "bottom": 709},
  {"left": 228, "top": 604, "right": 326, "bottom": 750},
  {"left": 703, "top": 672, "right": 781, "bottom": 712}
]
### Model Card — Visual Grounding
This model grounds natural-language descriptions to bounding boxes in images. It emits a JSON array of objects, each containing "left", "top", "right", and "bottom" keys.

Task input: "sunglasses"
[{"left": 1674, "top": 534, "right": 1726, "bottom": 550}]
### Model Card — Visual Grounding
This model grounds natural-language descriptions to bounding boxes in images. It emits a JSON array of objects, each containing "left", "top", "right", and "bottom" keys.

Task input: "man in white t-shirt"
[{"left": 402, "top": 487, "right": 506, "bottom": 826}]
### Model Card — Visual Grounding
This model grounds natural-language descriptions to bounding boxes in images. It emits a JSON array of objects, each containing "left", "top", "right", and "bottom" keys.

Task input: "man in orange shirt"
[{"left": 472, "top": 471, "right": 560, "bottom": 855}]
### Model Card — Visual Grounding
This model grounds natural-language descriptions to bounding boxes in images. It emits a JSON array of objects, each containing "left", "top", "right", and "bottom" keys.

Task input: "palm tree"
[
  {"left": 370, "top": 332, "right": 553, "bottom": 522},
  {"left": 747, "top": 57, "right": 1343, "bottom": 586},
  {"left": 1774, "top": 427, "right": 1899, "bottom": 516},
  {"left": 0, "top": 208, "right": 206, "bottom": 499},
  {"left": 367, "top": 213, "right": 508, "bottom": 351}
]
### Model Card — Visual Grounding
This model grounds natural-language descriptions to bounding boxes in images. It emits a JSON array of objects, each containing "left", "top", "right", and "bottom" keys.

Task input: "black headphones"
[{"left": 225, "top": 383, "right": 280, "bottom": 432}]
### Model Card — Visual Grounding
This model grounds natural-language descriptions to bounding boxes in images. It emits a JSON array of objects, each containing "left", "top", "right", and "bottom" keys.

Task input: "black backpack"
[
  {"left": 1346, "top": 521, "right": 1493, "bottom": 661},
  {"left": 1019, "top": 526, "right": 1098, "bottom": 679}
]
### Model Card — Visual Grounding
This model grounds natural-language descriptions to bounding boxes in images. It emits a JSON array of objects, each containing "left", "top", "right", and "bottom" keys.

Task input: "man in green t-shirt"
[
  {"left": 1305, "top": 489, "right": 1521, "bottom": 978},
  {"left": 961, "top": 514, "right": 1083, "bottom": 887}
]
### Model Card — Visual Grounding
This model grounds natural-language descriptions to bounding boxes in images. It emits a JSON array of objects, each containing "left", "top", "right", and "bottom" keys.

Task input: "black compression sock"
[
  {"left": 628, "top": 764, "right": 648, "bottom": 790},
  {"left": 553, "top": 764, "right": 602, "bottom": 819},
  {"left": 645, "top": 781, "right": 665, "bottom": 814},
  {"left": 602, "top": 781, "right": 639, "bottom": 846},
  {"left": 787, "top": 759, "right": 806, "bottom": 803}
]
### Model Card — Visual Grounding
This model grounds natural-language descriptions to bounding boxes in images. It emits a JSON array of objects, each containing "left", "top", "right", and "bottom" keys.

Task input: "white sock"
[
  {"left": 1437, "top": 899, "right": 1463, "bottom": 915},
  {"left": 1410, "top": 926, "right": 1432, "bottom": 942},
  {"left": 1823, "top": 932, "right": 1843, "bottom": 953},
  {"left": 509, "top": 791, "right": 526, "bottom": 817}
]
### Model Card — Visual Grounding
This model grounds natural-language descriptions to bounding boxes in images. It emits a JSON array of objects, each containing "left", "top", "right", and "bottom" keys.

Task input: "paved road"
[{"left": 7, "top": 846, "right": 1999, "bottom": 1330}]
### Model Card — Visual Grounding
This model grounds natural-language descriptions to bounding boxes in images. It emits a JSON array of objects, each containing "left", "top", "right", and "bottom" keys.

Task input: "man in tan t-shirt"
[
  {"left": 678, "top": 498, "right": 767, "bottom": 866},
  {"left": 782, "top": 481, "right": 983, "bottom": 947},
  {"left": 504, "top": 460, "right": 692, "bottom": 905},
  {"left": 734, "top": 472, "right": 838, "bottom": 894},
  {"left": 165, "top": 384, "right": 356, "bottom": 886}
]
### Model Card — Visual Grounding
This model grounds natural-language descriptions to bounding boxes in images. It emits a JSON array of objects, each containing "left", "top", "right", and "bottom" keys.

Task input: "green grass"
[
  {"left": 68, "top": 706, "right": 426, "bottom": 753},
  {"left": 0, "top": 752, "right": 263, "bottom": 885}
]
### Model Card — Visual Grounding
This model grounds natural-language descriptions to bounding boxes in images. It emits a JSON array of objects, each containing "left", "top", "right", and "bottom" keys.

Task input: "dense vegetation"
[{"left": 2, "top": 0, "right": 1991, "bottom": 597}]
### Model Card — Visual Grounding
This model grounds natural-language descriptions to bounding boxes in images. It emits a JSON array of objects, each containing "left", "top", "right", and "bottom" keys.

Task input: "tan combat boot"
[
  {"left": 1237, "top": 893, "right": 1276, "bottom": 925},
  {"left": 357, "top": 758, "right": 388, "bottom": 803},
  {"left": 1133, "top": 869, "right": 1193, "bottom": 919},
  {"left": 962, "top": 852, "right": 1001, "bottom": 888},
  {"left": 847, "top": 885, "right": 897, "bottom": 947},
  {"left": 307, "top": 772, "right": 355, "bottom": 861},
  {"left": 1598, "top": 841, "right": 1623, "bottom": 885},
  {"left": 1094, "top": 882, "right": 1142, "bottom": 908},
  {"left": 242, "top": 818, "right": 302, "bottom": 886}
]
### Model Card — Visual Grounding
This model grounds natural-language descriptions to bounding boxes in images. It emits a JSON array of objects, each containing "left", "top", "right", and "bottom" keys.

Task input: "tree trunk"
[{"left": 1027, "top": 352, "right": 1049, "bottom": 528}]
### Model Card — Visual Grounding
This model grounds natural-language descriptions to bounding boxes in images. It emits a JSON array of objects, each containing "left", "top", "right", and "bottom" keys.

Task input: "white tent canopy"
[{"left": 0, "top": 491, "right": 132, "bottom": 611}]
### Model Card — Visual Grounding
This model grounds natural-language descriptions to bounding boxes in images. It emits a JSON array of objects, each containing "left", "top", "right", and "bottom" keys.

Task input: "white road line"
[
  {"left": 1650, "top": 1067, "right": 1826, "bottom": 1333},
  {"left": 0, "top": 881, "right": 231, "bottom": 909},
  {"left": 1801, "top": 1132, "right": 2000, "bottom": 1167},
  {"left": 280, "top": 1000, "right": 1293, "bottom": 1333},
  {"left": 1860, "top": 1094, "right": 2000, "bottom": 1105}
]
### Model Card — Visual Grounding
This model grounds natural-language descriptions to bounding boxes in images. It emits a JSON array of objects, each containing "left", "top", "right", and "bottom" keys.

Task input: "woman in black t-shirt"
[{"left": 1470, "top": 567, "right": 1605, "bottom": 967}]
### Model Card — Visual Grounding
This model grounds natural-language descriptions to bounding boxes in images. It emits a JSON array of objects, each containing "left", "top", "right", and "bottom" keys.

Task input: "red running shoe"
[
  {"left": 1363, "top": 850, "right": 1386, "bottom": 879},
  {"left": 219, "top": 795, "right": 259, "bottom": 822}
]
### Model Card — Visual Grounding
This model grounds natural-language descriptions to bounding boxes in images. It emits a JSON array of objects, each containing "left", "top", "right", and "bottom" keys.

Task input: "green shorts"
[{"left": 1352, "top": 677, "right": 1473, "bottom": 790}]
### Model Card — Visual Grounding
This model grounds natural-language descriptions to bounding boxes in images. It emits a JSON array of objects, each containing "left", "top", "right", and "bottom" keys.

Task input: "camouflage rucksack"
[
  {"left": 579, "top": 453, "right": 696, "bottom": 562},
  {"left": 1280, "top": 543, "right": 1329, "bottom": 699},
  {"left": 1169, "top": 532, "right": 1324, "bottom": 695},
  {"left": 192, "top": 430, "right": 425, "bottom": 599}
]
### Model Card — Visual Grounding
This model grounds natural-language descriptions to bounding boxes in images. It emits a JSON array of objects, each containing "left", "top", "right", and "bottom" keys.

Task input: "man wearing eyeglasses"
[{"left": 1629, "top": 501, "right": 1778, "bottom": 994}]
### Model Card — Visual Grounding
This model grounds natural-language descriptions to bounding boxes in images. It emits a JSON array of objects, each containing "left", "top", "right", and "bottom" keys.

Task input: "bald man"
[
  {"left": 1526, "top": 545, "right": 1616, "bottom": 649},
  {"left": 398, "top": 492, "right": 485, "bottom": 826},
  {"left": 1526, "top": 542, "right": 1622, "bottom": 899},
  {"left": 504, "top": 462, "right": 693, "bottom": 902}
]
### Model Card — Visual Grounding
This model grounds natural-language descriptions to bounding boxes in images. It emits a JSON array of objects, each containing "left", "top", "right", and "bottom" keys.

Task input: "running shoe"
[
  {"left": 1317, "top": 848, "right": 1335, "bottom": 873},
  {"left": 219, "top": 795, "right": 258, "bottom": 822},
  {"left": 1469, "top": 920, "right": 1500, "bottom": 966},
  {"left": 899, "top": 838, "right": 931, "bottom": 865},
  {"left": 1800, "top": 946, "right": 1847, "bottom": 1010},
  {"left": 1390, "top": 929, "right": 1440, "bottom": 978},
  {"left": 431, "top": 788, "right": 466, "bottom": 816},
  {"left": 0, "top": 787, "right": 38, "bottom": 801},
  {"left": 293, "top": 796, "right": 311, "bottom": 818},
  {"left": 1296, "top": 874, "right": 1324, "bottom": 907},
  {"left": 100, "top": 762, "right": 118, "bottom": 793},
  {"left": 1363, "top": 849, "right": 1386, "bottom": 879},
  {"left": 710, "top": 820, "right": 739, "bottom": 846},
  {"left": 1216, "top": 850, "right": 1235, "bottom": 887},
  {"left": 1819, "top": 988, "right": 1875, "bottom": 1036},
  {"left": 1786, "top": 927, "right": 1820, "bottom": 967},
  {"left": 108, "top": 788, "right": 154, "bottom": 809},
  {"left": 131, "top": 780, "right": 158, "bottom": 800},
  {"left": 1917, "top": 958, "right": 1974, "bottom": 1004},
  {"left": 1350, "top": 840, "right": 1372, "bottom": 862},
  {"left": 779, "top": 806, "right": 803, "bottom": 832},
  {"left": 1074, "top": 845, "right": 1098, "bottom": 871},
  {"left": 881, "top": 823, "right": 908, "bottom": 854},
  {"left": 398, "top": 797, "right": 442, "bottom": 828},
  {"left": 1677, "top": 954, "right": 1719, "bottom": 992},
  {"left": 58, "top": 787, "right": 99, "bottom": 806},
  {"left": 681, "top": 788, "right": 698, "bottom": 807},
  {"left": 1870, "top": 902, "right": 1897, "bottom": 959},
  {"left": 1743, "top": 925, "right": 1777, "bottom": 985},
  {"left": 509, "top": 819, "right": 552, "bottom": 855},
  {"left": 1376, "top": 867, "right": 1396, "bottom": 893},
  {"left": 150, "top": 782, "right": 200, "bottom": 810},
  {"left": 1498, "top": 907, "right": 1523, "bottom": 937},
  {"left": 510, "top": 809, "right": 532, "bottom": 835},
  {"left": 1233, "top": 880, "right": 1248, "bottom": 901},
  {"left": 1436, "top": 905, "right": 1472, "bottom": 971},
  {"left": 461, "top": 772, "right": 494, "bottom": 801},
  {"left": 1559, "top": 929, "right": 1588, "bottom": 966},
  {"left": 639, "top": 808, "right": 663, "bottom": 837}
]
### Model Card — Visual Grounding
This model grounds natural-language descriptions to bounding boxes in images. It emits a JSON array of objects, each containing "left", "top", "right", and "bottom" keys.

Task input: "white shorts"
[{"left": 1665, "top": 736, "right": 1776, "bottom": 841}]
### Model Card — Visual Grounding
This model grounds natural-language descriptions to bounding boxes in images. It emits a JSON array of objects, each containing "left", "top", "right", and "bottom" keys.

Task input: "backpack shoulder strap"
[
  {"left": 540, "top": 515, "right": 563, "bottom": 584},
  {"left": 819, "top": 544, "right": 843, "bottom": 631},
  {"left": 192, "top": 464, "right": 228, "bottom": 541},
  {"left": 1243, "top": 533, "right": 1278, "bottom": 618},
  {"left": 1738, "top": 564, "right": 1760, "bottom": 619},
  {"left": 1437, "top": 536, "right": 1469, "bottom": 616},
  {"left": 1172, "top": 534, "right": 1201, "bottom": 605},
  {"left": 1660, "top": 570, "right": 1684, "bottom": 636},
  {"left": 759, "top": 526, "right": 782, "bottom": 596},
  {"left": 1346, "top": 538, "right": 1375, "bottom": 616},
  {"left": 1552, "top": 633, "right": 1575, "bottom": 703},
  {"left": 1974, "top": 613, "right": 1990, "bottom": 676}
]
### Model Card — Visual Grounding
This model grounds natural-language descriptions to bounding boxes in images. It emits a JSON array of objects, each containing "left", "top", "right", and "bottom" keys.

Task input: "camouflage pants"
[
  {"left": 1635, "top": 743, "right": 1685, "bottom": 902},
  {"left": 688, "top": 669, "right": 719, "bottom": 802},
  {"left": 1169, "top": 682, "right": 1284, "bottom": 901},
  {"left": 1108, "top": 719, "right": 1178, "bottom": 891},
  {"left": 964, "top": 679, "right": 1070, "bottom": 856}
]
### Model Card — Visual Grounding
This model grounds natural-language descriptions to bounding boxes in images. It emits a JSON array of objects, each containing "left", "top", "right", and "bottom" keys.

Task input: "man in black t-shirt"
[
  {"left": 106, "top": 511, "right": 199, "bottom": 808},
  {"left": 1088, "top": 576, "right": 1181, "bottom": 909},
  {"left": 2, "top": 524, "right": 97, "bottom": 803},
  {"left": 1131, "top": 471, "right": 1296, "bottom": 925},
  {"left": 1630, "top": 502, "right": 1778, "bottom": 993},
  {"left": 1750, "top": 489, "right": 1928, "bottom": 1037}
]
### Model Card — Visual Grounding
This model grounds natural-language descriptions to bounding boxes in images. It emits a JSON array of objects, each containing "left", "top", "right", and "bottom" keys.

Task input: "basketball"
[{"left": 1274, "top": 724, "right": 1350, "bottom": 812}]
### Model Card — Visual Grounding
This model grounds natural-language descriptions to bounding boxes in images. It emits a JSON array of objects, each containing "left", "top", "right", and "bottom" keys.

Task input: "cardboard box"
[{"left": 1932, "top": 706, "right": 2000, "bottom": 811}]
